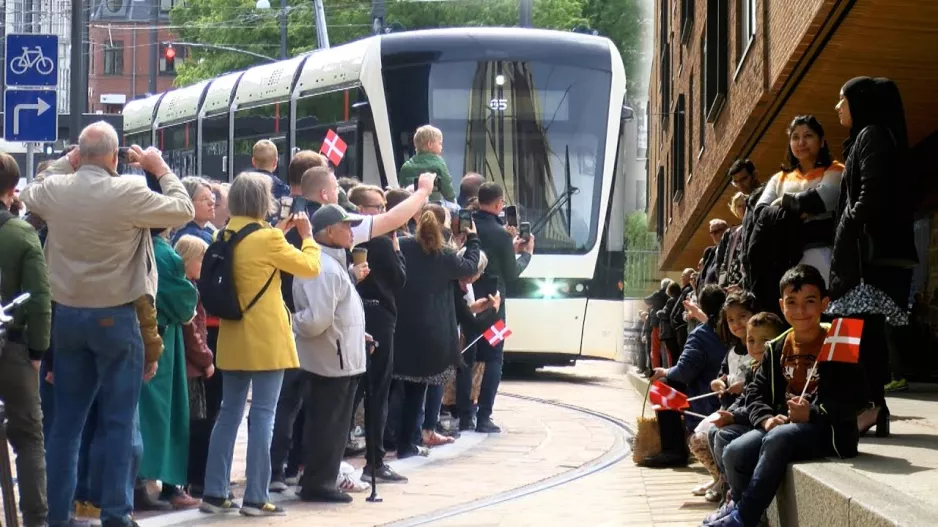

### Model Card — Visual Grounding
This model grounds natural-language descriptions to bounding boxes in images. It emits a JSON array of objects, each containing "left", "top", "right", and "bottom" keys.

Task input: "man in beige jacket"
[{"left": 19, "top": 121, "right": 194, "bottom": 527}]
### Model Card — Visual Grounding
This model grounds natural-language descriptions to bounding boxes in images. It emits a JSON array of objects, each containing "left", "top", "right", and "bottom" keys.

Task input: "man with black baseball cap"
[{"left": 292, "top": 205, "right": 371, "bottom": 502}]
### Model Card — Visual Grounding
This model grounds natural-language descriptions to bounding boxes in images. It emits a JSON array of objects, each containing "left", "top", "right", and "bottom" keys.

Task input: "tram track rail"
[{"left": 381, "top": 392, "right": 635, "bottom": 527}]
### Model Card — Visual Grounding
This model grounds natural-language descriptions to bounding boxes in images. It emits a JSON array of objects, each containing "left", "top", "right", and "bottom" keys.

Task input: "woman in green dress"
[{"left": 138, "top": 228, "right": 200, "bottom": 508}]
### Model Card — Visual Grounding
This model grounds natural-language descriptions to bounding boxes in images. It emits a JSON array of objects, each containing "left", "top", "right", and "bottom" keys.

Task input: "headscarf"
[{"left": 841, "top": 76, "right": 908, "bottom": 155}]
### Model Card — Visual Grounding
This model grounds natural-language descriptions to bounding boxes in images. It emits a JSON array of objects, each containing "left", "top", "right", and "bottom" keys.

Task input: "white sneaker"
[
  {"left": 336, "top": 473, "right": 370, "bottom": 493},
  {"left": 339, "top": 461, "right": 355, "bottom": 476}
]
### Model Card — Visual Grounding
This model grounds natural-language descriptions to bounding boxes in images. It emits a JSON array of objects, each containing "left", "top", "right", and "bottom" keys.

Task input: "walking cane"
[{"left": 365, "top": 340, "right": 382, "bottom": 503}]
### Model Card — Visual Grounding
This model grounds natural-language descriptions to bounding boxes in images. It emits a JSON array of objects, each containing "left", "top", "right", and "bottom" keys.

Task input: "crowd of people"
[
  {"left": 0, "top": 121, "right": 534, "bottom": 526},
  {"left": 631, "top": 76, "right": 917, "bottom": 527}
]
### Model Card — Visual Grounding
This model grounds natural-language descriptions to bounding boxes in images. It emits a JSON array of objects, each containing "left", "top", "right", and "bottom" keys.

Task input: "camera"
[
  {"left": 118, "top": 147, "right": 132, "bottom": 164},
  {"left": 433, "top": 176, "right": 441, "bottom": 193}
]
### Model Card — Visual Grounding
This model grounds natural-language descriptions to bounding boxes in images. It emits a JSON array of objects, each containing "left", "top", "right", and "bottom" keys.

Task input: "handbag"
[{"left": 632, "top": 381, "right": 663, "bottom": 464}]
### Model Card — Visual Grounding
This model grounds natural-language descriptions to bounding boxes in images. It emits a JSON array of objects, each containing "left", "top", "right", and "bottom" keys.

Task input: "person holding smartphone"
[{"left": 468, "top": 183, "right": 534, "bottom": 433}]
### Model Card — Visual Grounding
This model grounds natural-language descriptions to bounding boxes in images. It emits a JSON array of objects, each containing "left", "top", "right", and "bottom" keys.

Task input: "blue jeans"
[
  {"left": 45, "top": 304, "right": 144, "bottom": 526},
  {"left": 723, "top": 423, "right": 829, "bottom": 525},
  {"left": 421, "top": 384, "right": 444, "bottom": 432},
  {"left": 477, "top": 340, "right": 504, "bottom": 422},
  {"left": 204, "top": 370, "right": 284, "bottom": 505},
  {"left": 708, "top": 423, "right": 750, "bottom": 475},
  {"left": 73, "top": 404, "right": 143, "bottom": 509}
]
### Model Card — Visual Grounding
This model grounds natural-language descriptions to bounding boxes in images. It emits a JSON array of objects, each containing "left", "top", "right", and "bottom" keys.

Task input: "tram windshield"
[
  {"left": 384, "top": 60, "right": 611, "bottom": 254},
  {"left": 232, "top": 103, "right": 288, "bottom": 182},
  {"left": 158, "top": 121, "right": 197, "bottom": 178}
]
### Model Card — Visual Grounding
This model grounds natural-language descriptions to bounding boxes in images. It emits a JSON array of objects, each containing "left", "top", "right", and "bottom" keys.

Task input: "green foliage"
[
  {"left": 622, "top": 211, "right": 659, "bottom": 298},
  {"left": 169, "top": 0, "right": 647, "bottom": 94}
]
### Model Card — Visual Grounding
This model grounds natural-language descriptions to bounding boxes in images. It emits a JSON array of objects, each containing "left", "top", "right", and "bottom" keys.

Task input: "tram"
[{"left": 122, "top": 27, "right": 630, "bottom": 369}]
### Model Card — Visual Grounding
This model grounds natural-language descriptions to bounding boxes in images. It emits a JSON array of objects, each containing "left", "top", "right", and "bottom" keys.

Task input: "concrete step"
[{"left": 624, "top": 369, "right": 938, "bottom": 526}]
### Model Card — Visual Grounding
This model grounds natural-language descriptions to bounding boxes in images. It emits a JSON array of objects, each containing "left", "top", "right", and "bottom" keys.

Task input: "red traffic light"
[{"left": 165, "top": 45, "right": 176, "bottom": 60}]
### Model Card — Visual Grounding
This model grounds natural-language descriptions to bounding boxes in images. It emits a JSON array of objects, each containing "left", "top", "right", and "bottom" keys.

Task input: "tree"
[
  {"left": 583, "top": 0, "right": 652, "bottom": 104},
  {"left": 622, "top": 210, "right": 659, "bottom": 298},
  {"left": 170, "top": 0, "right": 620, "bottom": 87}
]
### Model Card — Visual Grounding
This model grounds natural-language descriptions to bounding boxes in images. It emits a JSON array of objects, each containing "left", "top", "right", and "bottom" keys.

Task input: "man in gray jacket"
[{"left": 293, "top": 204, "right": 369, "bottom": 504}]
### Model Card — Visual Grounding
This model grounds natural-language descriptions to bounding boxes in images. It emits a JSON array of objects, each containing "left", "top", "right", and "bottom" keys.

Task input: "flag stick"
[
  {"left": 686, "top": 391, "right": 721, "bottom": 402},
  {"left": 684, "top": 410, "right": 708, "bottom": 419},
  {"left": 799, "top": 360, "right": 819, "bottom": 400},
  {"left": 461, "top": 334, "right": 484, "bottom": 354}
]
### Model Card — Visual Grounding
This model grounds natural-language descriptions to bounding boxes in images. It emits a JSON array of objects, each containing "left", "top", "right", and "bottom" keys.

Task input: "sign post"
[{"left": 3, "top": 33, "right": 59, "bottom": 181}]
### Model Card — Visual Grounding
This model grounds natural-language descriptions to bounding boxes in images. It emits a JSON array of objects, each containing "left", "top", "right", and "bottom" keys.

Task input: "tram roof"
[
  {"left": 200, "top": 71, "right": 244, "bottom": 117},
  {"left": 154, "top": 80, "right": 211, "bottom": 127},
  {"left": 233, "top": 55, "right": 307, "bottom": 109},
  {"left": 293, "top": 37, "right": 373, "bottom": 98},
  {"left": 122, "top": 93, "right": 164, "bottom": 134}
]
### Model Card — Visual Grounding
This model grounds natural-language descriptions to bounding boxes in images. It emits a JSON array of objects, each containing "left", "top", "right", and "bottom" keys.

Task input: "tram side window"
[
  {"left": 159, "top": 122, "right": 196, "bottom": 177},
  {"left": 202, "top": 114, "right": 230, "bottom": 181},
  {"left": 232, "top": 103, "right": 289, "bottom": 182},
  {"left": 294, "top": 89, "right": 361, "bottom": 180}
]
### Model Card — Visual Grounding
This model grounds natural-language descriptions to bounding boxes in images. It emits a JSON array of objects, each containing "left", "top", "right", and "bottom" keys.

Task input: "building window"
[
  {"left": 103, "top": 41, "right": 124, "bottom": 75},
  {"left": 705, "top": 0, "right": 728, "bottom": 122},
  {"left": 660, "top": 42, "right": 671, "bottom": 128},
  {"left": 681, "top": 0, "right": 695, "bottom": 43},
  {"left": 159, "top": 44, "right": 185, "bottom": 75},
  {"left": 161, "top": 0, "right": 178, "bottom": 11},
  {"left": 660, "top": 0, "right": 669, "bottom": 49},
  {"left": 738, "top": 0, "right": 756, "bottom": 62},
  {"left": 656, "top": 167, "right": 665, "bottom": 240},
  {"left": 699, "top": 36, "right": 706, "bottom": 149},
  {"left": 672, "top": 95, "right": 686, "bottom": 202},
  {"left": 688, "top": 75, "right": 694, "bottom": 175}
]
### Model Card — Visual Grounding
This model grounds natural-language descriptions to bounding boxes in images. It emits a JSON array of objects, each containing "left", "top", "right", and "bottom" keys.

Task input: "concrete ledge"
[{"left": 625, "top": 370, "right": 938, "bottom": 527}]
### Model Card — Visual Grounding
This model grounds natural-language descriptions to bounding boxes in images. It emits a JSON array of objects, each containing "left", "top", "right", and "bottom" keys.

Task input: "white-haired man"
[{"left": 20, "top": 121, "right": 194, "bottom": 527}]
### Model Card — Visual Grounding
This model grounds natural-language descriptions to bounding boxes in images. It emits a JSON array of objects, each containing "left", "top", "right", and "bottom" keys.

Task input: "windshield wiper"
[{"left": 532, "top": 146, "right": 579, "bottom": 236}]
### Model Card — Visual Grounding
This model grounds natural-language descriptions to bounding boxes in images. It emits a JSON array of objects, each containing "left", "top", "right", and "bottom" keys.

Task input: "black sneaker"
[
  {"left": 269, "top": 479, "right": 288, "bottom": 493},
  {"left": 199, "top": 496, "right": 240, "bottom": 514},
  {"left": 458, "top": 417, "right": 475, "bottom": 432},
  {"left": 363, "top": 464, "right": 408, "bottom": 483},
  {"left": 476, "top": 419, "right": 502, "bottom": 434},
  {"left": 240, "top": 501, "right": 286, "bottom": 517},
  {"left": 299, "top": 488, "right": 353, "bottom": 503}
]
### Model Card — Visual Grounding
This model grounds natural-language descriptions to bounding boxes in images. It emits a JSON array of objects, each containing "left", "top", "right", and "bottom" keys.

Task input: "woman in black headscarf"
[{"left": 828, "top": 77, "right": 918, "bottom": 437}]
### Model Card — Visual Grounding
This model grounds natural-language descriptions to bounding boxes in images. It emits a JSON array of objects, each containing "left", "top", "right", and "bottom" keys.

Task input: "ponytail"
[{"left": 416, "top": 203, "right": 446, "bottom": 254}]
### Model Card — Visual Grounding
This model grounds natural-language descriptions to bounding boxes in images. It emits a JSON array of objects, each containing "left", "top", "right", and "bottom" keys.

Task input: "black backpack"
[{"left": 198, "top": 224, "right": 275, "bottom": 321}]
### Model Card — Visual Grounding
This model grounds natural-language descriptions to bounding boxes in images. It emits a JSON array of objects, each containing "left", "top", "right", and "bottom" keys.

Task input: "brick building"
[
  {"left": 87, "top": 0, "right": 182, "bottom": 114},
  {"left": 647, "top": 0, "right": 938, "bottom": 277}
]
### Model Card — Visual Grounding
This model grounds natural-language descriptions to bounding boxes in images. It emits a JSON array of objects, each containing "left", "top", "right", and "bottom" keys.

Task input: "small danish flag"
[
  {"left": 819, "top": 318, "right": 863, "bottom": 364},
  {"left": 320, "top": 129, "right": 347, "bottom": 166},
  {"left": 483, "top": 320, "right": 513, "bottom": 346},
  {"left": 649, "top": 381, "right": 690, "bottom": 411}
]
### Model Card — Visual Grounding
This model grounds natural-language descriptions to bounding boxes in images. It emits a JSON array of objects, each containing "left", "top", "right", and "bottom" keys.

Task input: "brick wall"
[
  {"left": 647, "top": 0, "right": 839, "bottom": 270},
  {"left": 87, "top": 25, "right": 177, "bottom": 114}
]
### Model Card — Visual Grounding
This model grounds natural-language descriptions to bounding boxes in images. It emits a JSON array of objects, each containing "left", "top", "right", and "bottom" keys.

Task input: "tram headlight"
[{"left": 537, "top": 278, "right": 562, "bottom": 298}]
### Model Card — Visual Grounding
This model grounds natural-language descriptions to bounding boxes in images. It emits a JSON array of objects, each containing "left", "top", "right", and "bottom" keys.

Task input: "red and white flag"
[
  {"left": 483, "top": 320, "right": 512, "bottom": 346},
  {"left": 649, "top": 381, "right": 690, "bottom": 411},
  {"left": 819, "top": 318, "right": 863, "bottom": 364},
  {"left": 319, "top": 129, "right": 347, "bottom": 166}
]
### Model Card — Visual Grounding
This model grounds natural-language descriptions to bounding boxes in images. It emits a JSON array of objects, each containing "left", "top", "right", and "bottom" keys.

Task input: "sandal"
[
  {"left": 691, "top": 479, "right": 715, "bottom": 496},
  {"left": 422, "top": 430, "right": 455, "bottom": 447}
]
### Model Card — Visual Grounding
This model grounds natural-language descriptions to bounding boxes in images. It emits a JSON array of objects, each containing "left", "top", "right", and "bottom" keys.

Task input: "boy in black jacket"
[{"left": 704, "top": 265, "right": 863, "bottom": 527}]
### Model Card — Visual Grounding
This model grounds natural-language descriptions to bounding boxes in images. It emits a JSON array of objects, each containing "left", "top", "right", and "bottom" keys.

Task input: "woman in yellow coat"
[{"left": 200, "top": 172, "right": 321, "bottom": 517}]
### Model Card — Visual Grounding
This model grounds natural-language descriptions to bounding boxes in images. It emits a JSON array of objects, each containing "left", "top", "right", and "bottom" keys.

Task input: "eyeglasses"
[
  {"left": 196, "top": 197, "right": 216, "bottom": 205},
  {"left": 730, "top": 172, "right": 752, "bottom": 187},
  {"left": 362, "top": 203, "right": 386, "bottom": 212}
]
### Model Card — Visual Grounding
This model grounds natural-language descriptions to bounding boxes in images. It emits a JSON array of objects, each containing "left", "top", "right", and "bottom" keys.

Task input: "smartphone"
[
  {"left": 432, "top": 176, "right": 441, "bottom": 193},
  {"left": 279, "top": 196, "right": 294, "bottom": 220},
  {"left": 290, "top": 196, "right": 308, "bottom": 215},
  {"left": 118, "top": 146, "right": 132, "bottom": 163},
  {"left": 519, "top": 221, "right": 531, "bottom": 242},
  {"left": 458, "top": 209, "right": 473, "bottom": 233},
  {"left": 504, "top": 205, "right": 519, "bottom": 227}
]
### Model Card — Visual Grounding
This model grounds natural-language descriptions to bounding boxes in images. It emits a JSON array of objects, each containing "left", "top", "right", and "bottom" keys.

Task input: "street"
[{"left": 130, "top": 361, "right": 705, "bottom": 527}]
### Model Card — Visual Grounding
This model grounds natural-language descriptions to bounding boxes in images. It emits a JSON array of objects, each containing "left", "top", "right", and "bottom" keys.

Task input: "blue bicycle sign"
[{"left": 5, "top": 34, "right": 59, "bottom": 88}]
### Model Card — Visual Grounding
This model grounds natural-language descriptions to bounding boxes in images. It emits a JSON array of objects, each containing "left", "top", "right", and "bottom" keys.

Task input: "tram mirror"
[
  {"left": 621, "top": 105, "right": 634, "bottom": 122},
  {"left": 222, "top": 156, "right": 228, "bottom": 174}
]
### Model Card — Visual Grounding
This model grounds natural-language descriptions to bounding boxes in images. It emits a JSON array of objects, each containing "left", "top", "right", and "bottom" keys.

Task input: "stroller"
[{"left": 0, "top": 292, "right": 31, "bottom": 527}]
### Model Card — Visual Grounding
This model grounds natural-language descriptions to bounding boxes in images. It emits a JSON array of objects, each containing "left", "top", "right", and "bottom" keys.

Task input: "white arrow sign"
[{"left": 13, "top": 97, "right": 51, "bottom": 135}]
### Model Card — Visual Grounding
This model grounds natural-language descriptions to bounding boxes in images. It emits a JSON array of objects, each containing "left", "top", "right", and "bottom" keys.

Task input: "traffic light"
[{"left": 165, "top": 44, "right": 176, "bottom": 70}]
